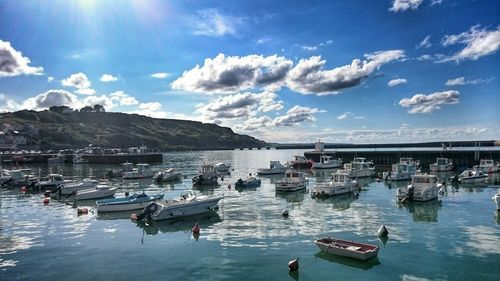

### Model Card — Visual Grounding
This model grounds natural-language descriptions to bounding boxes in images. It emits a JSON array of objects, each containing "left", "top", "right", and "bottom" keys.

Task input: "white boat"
[
  {"left": 397, "top": 174, "right": 442, "bottom": 202},
  {"left": 314, "top": 237, "right": 379, "bottom": 261},
  {"left": 75, "top": 185, "right": 117, "bottom": 200},
  {"left": 383, "top": 157, "right": 420, "bottom": 181},
  {"left": 257, "top": 161, "right": 287, "bottom": 175},
  {"left": 430, "top": 157, "right": 454, "bottom": 172},
  {"left": 107, "top": 162, "right": 134, "bottom": 178},
  {"left": 55, "top": 178, "right": 100, "bottom": 196},
  {"left": 493, "top": 192, "right": 500, "bottom": 211},
  {"left": 0, "top": 169, "right": 38, "bottom": 187},
  {"left": 340, "top": 157, "right": 375, "bottom": 178},
  {"left": 35, "top": 174, "right": 72, "bottom": 191},
  {"left": 123, "top": 164, "right": 154, "bottom": 179},
  {"left": 48, "top": 153, "right": 66, "bottom": 164},
  {"left": 138, "top": 190, "right": 223, "bottom": 221},
  {"left": 288, "top": 155, "right": 313, "bottom": 168},
  {"left": 72, "top": 154, "right": 89, "bottom": 164},
  {"left": 458, "top": 169, "right": 488, "bottom": 184},
  {"left": 153, "top": 168, "right": 182, "bottom": 183},
  {"left": 275, "top": 170, "right": 308, "bottom": 192},
  {"left": 96, "top": 193, "right": 164, "bottom": 212},
  {"left": 192, "top": 164, "right": 219, "bottom": 186},
  {"left": 475, "top": 159, "right": 499, "bottom": 174},
  {"left": 312, "top": 155, "right": 342, "bottom": 169},
  {"left": 311, "top": 170, "right": 358, "bottom": 197},
  {"left": 214, "top": 163, "right": 231, "bottom": 174}
]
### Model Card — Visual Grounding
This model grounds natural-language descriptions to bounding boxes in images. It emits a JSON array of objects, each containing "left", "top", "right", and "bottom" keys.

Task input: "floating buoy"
[
  {"left": 288, "top": 257, "right": 299, "bottom": 272},
  {"left": 77, "top": 208, "right": 89, "bottom": 215},
  {"left": 192, "top": 222, "right": 200, "bottom": 234},
  {"left": 130, "top": 213, "right": 138, "bottom": 221},
  {"left": 228, "top": 184, "right": 231, "bottom": 189},
  {"left": 43, "top": 198, "right": 49, "bottom": 205},
  {"left": 378, "top": 224, "right": 389, "bottom": 237},
  {"left": 282, "top": 210, "right": 289, "bottom": 217},
  {"left": 20, "top": 186, "right": 28, "bottom": 193}
]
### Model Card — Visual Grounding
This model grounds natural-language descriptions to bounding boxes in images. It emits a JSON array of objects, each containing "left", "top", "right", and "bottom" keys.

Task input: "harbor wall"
[{"left": 1, "top": 153, "right": 163, "bottom": 165}]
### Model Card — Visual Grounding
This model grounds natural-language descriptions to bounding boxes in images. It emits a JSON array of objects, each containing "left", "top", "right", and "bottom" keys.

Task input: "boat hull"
[
  {"left": 314, "top": 238, "right": 379, "bottom": 261},
  {"left": 311, "top": 184, "right": 355, "bottom": 197},
  {"left": 75, "top": 187, "right": 117, "bottom": 200},
  {"left": 97, "top": 194, "right": 164, "bottom": 212},
  {"left": 459, "top": 176, "right": 488, "bottom": 184},
  {"left": 257, "top": 168, "right": 286, "bottom": 175},
  {"left": 382, "top": 171, "right": 412, "bottom": 181},
  {"left": 151, "top": 197, "right": 223, "bottom": 221},
  {"left": 275, "top": 181, "right": 307, "bottom": 192}
]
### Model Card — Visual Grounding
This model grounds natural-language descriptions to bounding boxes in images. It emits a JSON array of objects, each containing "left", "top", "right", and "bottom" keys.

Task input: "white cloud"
[
  {"left": 109, "top": 91, "right": 139, "bottom": 105},
  {"left": 0, "top": 93, "right": 22, "bottom": 113},
  {"left": 388, "top": 78, "right": 407, "bottom": 87},
  {"left": 440, "top": 25, "right": 500, "bottom": 62},
  {"left": 296, "top": 40, "right": 333, "bottom": 51},
  {"left": 389, "top": 0, "right": 423, "bottom": 12},
  {"left": 47, "top": 76, "right": 54, "bottom": 82},
  {"left": 431, "top": 0, "right": 443, "bottom": 5},
  {"left": 417, "top": 35, "right": 432, "bottom": 49},
  {"left": 273, "top": 105, "right": 324, "bottom": 127},
  {"left": 191, "top": 9, "right": 240, "bottom": 37},
  {"left": 139, "top": 102, "right": 162, "bottom": 111},
  {"left": 399, "top": 90, "right": 460, "bottom": 114},
  {"left": 445, "top": 76, "right": 494, "bottom": 86},
  {"left": 257, "top": 92, "right": 283, "bottom": 112},
  {"left": 240, "top": 116, "right": 274, "bottom": 131},
  {"left": 0, "top": 39, "right": 43, "bottom": 77},
  {"left": 100, "top": 74, "right": 118, "bottom": 82},
  {"left": 61, "top": 72, "right": 95, "bottom": 95},
  {"left": 302, "top": 45, "right": 317, "bottom": 51},
  {"left": 80, "top": 94, "right": 115, "bottom": 110},
  {"left": 22, "top": 90, "right": 80, "bottom": 110},
  {"left": 337, "top": 112, "right": 352, "bottom": 120},
  {"left": 151, "top": 72, "right": 169, "bottom": 79},
  {"left": 256, "top": 38, "right": 270, "bottom": 44}
]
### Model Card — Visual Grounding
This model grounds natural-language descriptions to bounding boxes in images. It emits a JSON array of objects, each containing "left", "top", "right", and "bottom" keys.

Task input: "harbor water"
[{"left": 1, "top": 150, "right": 499, "bottom": 280}]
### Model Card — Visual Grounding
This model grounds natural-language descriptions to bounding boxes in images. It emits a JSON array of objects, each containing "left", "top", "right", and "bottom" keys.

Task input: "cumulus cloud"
[
  {"left": 22, "top": 90, "right": 80, "bottom": 110},
  {"left": 399, "top": 90, "right": 459, "bottom": 113},
  {"left": 80, "top": 94, "right": 115, "bottom": 110},
  {"left": 388, "top": 78, "right": 407, "bottom": 87},
  {"left": 191, "top": 9, "right": 240, "bottom": 37},
  {"left": 61, "top": 72, "right": 95, "bottom": 95},
  {"left": 273, "top": 105, "right": 324, "bottom": 126},
  {"left": 151, "top": 72, "right": 169, "bottom": 79},
  {"left": 100, "top": 74, "right": 118, "bottom": 82},
  {"left": 172, "top": 53, "right": 293, "bottom": 94},
  {"left": 445, "top": 76, "right": 494, "bottom": 86},
  {"left": 416, "top": 35, "right": 432, "bottom": 49},
  {"left": 440, "top": 25, "right": 500, "bottom": 62},
  {"left": 0, "top": 39, "right": 43, "bottom": 77},
  {"left": 0, "top": 93, "right": 22, "bottom": 113},
  {"left": 389, "top": 0, "right": 423, "bottom": 12},
  {"left": 240, "top": 116, "right": 273, "bottom": 131},
  {"left": 286, "top": 50, "right": 405, "bottom": 95},
  {"left": 109, "top": 91, "right": 139, "bottom": 105}
]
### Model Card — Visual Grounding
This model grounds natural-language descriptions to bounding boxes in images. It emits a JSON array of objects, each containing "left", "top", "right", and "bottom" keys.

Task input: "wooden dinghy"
[{"left": 314, "top": 237, "right": 379, "bottom": 261}]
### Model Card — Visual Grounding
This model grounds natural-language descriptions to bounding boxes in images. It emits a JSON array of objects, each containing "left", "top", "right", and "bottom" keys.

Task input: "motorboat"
[
  {"left": 47, "top": 153, "right": 66, "bottom": 164},
  {"left": 311, "top": 170, "right": 358, "bottom": 197},
  {"left": 430, "top": 157, "right": 454, "bottom": 172},
  {"left": 214, "top": 163, "right": 231, "bottom": 174},
  {"left": 35, "top": 174, "right": 72, "bottom": 192},
  {"left": 339, "top": 158, "right": 375, "bottom": 178},
  {"left": 312, "top": 155, "right": 342, "bottom": 169},
  {"left": 458, "top": 169, "right": 488, "bottom": 184},
  {"left": 192, "top": 164, "right": 218, "bottom": 186},
  {"left": 0, "top": 169, "right": 38, "bottom": 187},
  {"left": 383, "top": 157, "right": 420, "bottom": 181},
  {"left": 397, "top": 174, "right": 442, "bottom": 202},
  {"left": 153, "top": 168, "right": 182, "bottom": 183},
  {"left": 475, "top": 159, "right": 499, "bottom": 174},
  {"left": 257, "top": 161, "right": 287, "bottom": 175},
  {"left": 75, "top": 185, "right": 117, "bottom": 200},
  {"left": 493, "top": 192, "right": 500, "bottom": 211},
  {"left": 123, "top": 164, "right": 154, "bottom": 179},
  {"left": 138, "top": 190, "right": 223, "bottom": 221},
  {"left": 106, "top": 162, "right": 134, "bottom": 178},
  {"left": 275, "top": 170, "right": 307, "bottom": 192},
  {"left": 314, "top": 237, "right": 379, "bottom": 261},
  {"left": 287, "top": 155, "right": 313, "bottom": 169},
  {"left": 234, "top": 176, "right": 261, "bottom": 188},
  {"left": 72, "top": 154, "right": 89, "bottom": 164},
  {"left": 96, "top": 192, "right": 164, "bottom": 212},
  {"left": 52, "top": 178, "right": 100, "bottom": 197}
]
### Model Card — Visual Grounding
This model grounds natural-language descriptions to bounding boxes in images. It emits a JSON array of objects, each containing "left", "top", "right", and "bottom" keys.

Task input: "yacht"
[
  {"left": 311, "top": 170, "right": 358, "bottom": 197},
  {"left": 52, "top": 178, "right": 100, "bottom": 197},
  {"left": 475, "top": 159, "right": 499, "bottom": 174},
  {"left": 0, "top": 169, "right": 38, "bottom": 187},
  {"left": 383, "top": 157, "right": 420, "bottom": 181},
  {"left": 123, "top": 164, "right": 154, "bottom": 179},
  {"left": 275, "top": 170, "right": 308, "bottom": 192},
  {"left": 430, "top": 157, "right": 454, "bottom": 172},
  {"left": 153, "top": 168, "right": 182, "bottom": 183},
  {"left": 192, "top": 164, "right": 218, "bottom": 186},
  {"left": 257, "top": 161, "right": 287, "bottom": 175},
  {"left": 214, "top": 163, "right": 231, "bottom": 174},
  {"left": 397, "top": 174, "right": 442, "bottom": 202},
  {"left": 312, "top": 155, "right": 342, "bottom": 169},
  {"left": 35, "top": 174, "right": 72, "bottom": 192},
  {"left": 458, "top": 169, "right": 488, "bottom": 185},
  {"left": 340, "top": 157, "right": 375, "bottom": 178}
]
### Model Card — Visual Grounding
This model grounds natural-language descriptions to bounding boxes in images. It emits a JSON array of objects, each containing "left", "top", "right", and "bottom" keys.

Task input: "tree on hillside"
[
  {"left": 94, "top": 104, "right": 105, "bottom": 112},
  {"left": 80, "top": 106, "right": 94, "bottom": 112},
  {"left": 49, "top": 105, "right": 73, "bottom": 114}
]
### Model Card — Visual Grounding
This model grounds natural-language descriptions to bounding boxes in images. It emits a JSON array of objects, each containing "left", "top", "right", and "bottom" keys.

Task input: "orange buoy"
[
  {"left": 43, "top": 198, "right": 49, "bottom": 205},
  {"left": 192, "top": 222, "right": 200, "bottom": 234},
  {"left": 77, "top": 208, "right": 89, "bottom": 215},
  {"left": 130, "top": 213, "right": 138, "bottom": 221}
]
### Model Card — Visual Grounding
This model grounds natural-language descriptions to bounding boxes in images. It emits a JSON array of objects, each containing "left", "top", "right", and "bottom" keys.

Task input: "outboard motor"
[
  {"left": 137, "top": 202, "right": 158, "bottom": 220},
  {"left": 407, "top": 186, "right": 414, "bottom": 201}
]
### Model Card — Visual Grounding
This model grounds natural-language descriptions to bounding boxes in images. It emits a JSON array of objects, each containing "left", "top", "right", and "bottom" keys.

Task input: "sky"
[{"left": 0, "top": 0, "right": 499, "bottom": 144}]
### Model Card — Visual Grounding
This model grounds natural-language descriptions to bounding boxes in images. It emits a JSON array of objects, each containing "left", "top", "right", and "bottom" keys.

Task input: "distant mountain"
[{"left": 0, "top": 110, "right": 266, "bottom": 150}]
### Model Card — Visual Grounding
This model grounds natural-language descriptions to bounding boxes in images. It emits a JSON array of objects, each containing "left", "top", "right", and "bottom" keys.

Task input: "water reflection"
[
  {"left": 311, "top": 168, "right": 336, "bottom": 181},
  {"left": 430, "top": 171, "right": 454, "bottom": 183},
  {"left": 386, "top": 181, "right": 409, "bottom": 190},
  {"left": 398, "top": 200, "right": 442, "bottom": 222},
  {"left": 275, "top": 190, "right": 306, "bottom": 203},
  {"left": 313, "top": 192, "right": 358, "bottom": 211},
  {"left": 135, "top": 213, "right": 222, "bottom": 236},
  {"left": 314, "top": 251, "right": 380, "bottom": 270}
]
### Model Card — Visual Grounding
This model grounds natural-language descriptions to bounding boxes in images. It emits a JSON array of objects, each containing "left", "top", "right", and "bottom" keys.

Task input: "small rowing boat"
[{"left": 314, "top": 237, "right": 379, "bottom": 261}]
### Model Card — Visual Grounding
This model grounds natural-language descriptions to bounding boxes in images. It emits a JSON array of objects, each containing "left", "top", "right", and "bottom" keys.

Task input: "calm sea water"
[{"left": 1, "top": 150, "right": 499, "bottom": 281}]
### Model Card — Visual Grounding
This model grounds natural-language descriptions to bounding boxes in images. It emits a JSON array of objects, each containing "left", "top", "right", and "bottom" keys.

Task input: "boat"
[
  {"left": 72, "top": 154, "right": 89, "bottom": 164},
  {"left": 47, "top": 153, "right": 66, "bottom": 164},
  {"left": 234, "top": 176, "right": 261, "bottom": 188},
  {"left": 458, "top": 169, "right": 488, "bottom": 184},
  {"left": 397, "top": 174, "right": 442, "bottom": 202},
  {"left": 192, "top": 164, "right": 219, "bottom": 186},
  {"left": 153, "top": 168, "right": 182, "bottom": 183},
  {"left": 106, "top": 162, "right": 134, "bottom": 178},
  {"left": 257, "top": 161, "right": 287, "bottom": 175},
  {"left": 339, "top": 157, "right": 375, "bottom": 178},
  {"left": 493, "top": 192, "right": 500, "bottom": 211},
  {"left": 75, "top": 185, "right": 117, "bottom": 200},
  {"left": 275, "top": 170, "right": 308, "bottom": 192},
  {"left": 430, "top": 157, "right": 454, "bottom": 172},
  {"left": 214, "top": 163, "right": 231, "bottom": 174},
  {"left": 382, "top": 157, "right": 420, "bottom": 181},
  {"left": 0, "top": 169, "right": 38, "bottom": 187},
  {"left": 314, "top": 237, "right": 379, "bottom": 261},
  {"left": 475, "top": 159, "right": 499, "bottom": 174},
  {"left": 96, "top": 192, "right": 164, "bottom": 212},
  {"left": 52, "top": 178, "right": 100, "bottom": 197},
  {"left": 311, "top": 170, "right": 358, "bottom": 197},
  {"left": 137, "top": 190, "right": 223, "bottom": 221},
  {"left": 312, "top": 155, "right": 342, "bottom": 169},
  {"left": 287, "top": 155, "right": 313, "bottom": 169},
  {"left": 123, "top": 163, "right": 154, "bottom": 179},
  {"left": 34, "top": 174, "right": 72, "bottom": 192}
]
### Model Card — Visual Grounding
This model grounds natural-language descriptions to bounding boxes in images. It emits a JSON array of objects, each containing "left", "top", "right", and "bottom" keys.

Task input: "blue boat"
[
  {"left": 96, "top": 192, "right": 164, "bottom": 212},
  {"left": 235, "top": 177, "right": 261, "bottom": 188}
]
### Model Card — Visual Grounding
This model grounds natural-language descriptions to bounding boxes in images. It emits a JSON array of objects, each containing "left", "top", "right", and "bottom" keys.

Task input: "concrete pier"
[{"left": 1, "top": 153, "right": 163, "bottom": 165}]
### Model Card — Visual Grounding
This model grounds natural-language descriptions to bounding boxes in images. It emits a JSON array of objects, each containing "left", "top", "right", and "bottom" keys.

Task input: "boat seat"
[{"left": 345, "top": 246, "right": 362, "bottom": 251}]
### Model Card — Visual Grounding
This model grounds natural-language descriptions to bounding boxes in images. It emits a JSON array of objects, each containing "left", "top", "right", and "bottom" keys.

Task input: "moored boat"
[
  {"left": 96, "top": 192, "right": 164, "bottom": 212},
  {"left": 383, "top": 157, "right": 420, "bottom": 181},
  {"left": 35, "top": 174, "right": 72, "bottom": 192},
  {"left": 235, "top": 176, "right": 261, "bottom": 188},
  {"left": 106, "top": 162, "right": 134, "bottom": 178},
  {"left": 72, "top": 154, "right": 89, "bottom": 164},
  {"left": 314, "top": 237, "right": 379, "bottom": 261},
  {"left": 493, "top": 192, "right": 500, "bottom": 211},
  {"left": 75, "top": 185, "right": 117, "bottom": 200},
  {"left": 123, "top": 163, "right": 154, "bottom": 179},
  {"left": 430, "top": 157, "right": 454, "bottom": 172},
  {"left": 288, "top": 155, "right": 313, "bottom": 169},
  {"left": 275, "top": 170, "right": 307, "bottom": 192},
  {"left": 192, "top": 164, "right": 219, "bottom": 186},
  {"left": 312, "top": 155, "right": 342, "bottom": 169},
  {"left": 153, "top": 168, "right": 182, "bottom": 183},
  {"left": 397, "top": 174, "right": 442, "bottom": 202},
  {"left": 458, "top": 169, "right": 488, "bottom": 184},
  {"left": 52, "top": 178, "right": 100, "bottom": 197},
  {"left": 311, "top": 170, "right": 358, "bottom": 197},
  {"left": 340, "top": 157, "right": 375, "bottom": 178},
  {"left": 257, "top": 161, "right": 287, "bottom": 175},
  {"left": 48, "top": 153, "right": 66, "bottom": 164},
  {"left": 475, "top": 159, "right": 499, "bottom": 174},
  {"left": 214, "top": 163, "right": 231, "bottom": 174}
]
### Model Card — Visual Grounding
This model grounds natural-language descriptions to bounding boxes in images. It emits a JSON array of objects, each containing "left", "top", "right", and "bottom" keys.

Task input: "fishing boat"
[
  {"left": 475, "top": 159, "right": 499, "bottom": 174},
  {"left": 234, "top": 176, "right": 261, "bottom": 188},
  {"left": 35, "top": 174, "right": 72, "bottom": 192},
  {"left": 72, "top": 154, "right": 89, "bottom": 164},
  {"left": 123, "top": 163, "right": 154, "bottom": 179},
  {"left": 47, "top": 153, "right": 66, "bottom": 164},
  {"left": 153, "top": 168, "right": 182, "bottom": 183},
  {"left": 458, "top": 169, "right": 488, "bottom": 184},
  {"left": 493, "top": 192, "right": 500, "bottom": 211},
  {"left": 312, "top": 155, "right": 342, "bottom": 169},
  {"left": 214, "top": 163, "right": 231, "bottom": 174},
  {"left": 397, "top": 174, "right": 442, "bottom": 202},
  {"left": 430, "top": 157, "right": 454, "bottom": 172},
  {"left": 314, "top": 237, "right": 379, "bottom": 261},
  {"left": 52, "top": 178, "right": 100, "bottom": 197},
  {"left": 275, "top": 170, "right": 307, "bottom": 192},
  {"left": 0, "top": 169, "right": 38, "bottom": 187},
  {"left": 288, "top": 155, "right": 313, "bottom": 169},
  {"left": 106, "top": 162, "right": 134, "bottom": 178},
  {"left": 75, "top": 185, "right": 117, "bottom": 200},
  {"left": 311, "top": 170, "right": 358, "bottom": 197},
  {"left": 257, "top": 161, "right": 287, "bottom": 175},
  {"left": 192, "top": 164, "right": 219, "bottom": 186},
  {"left": 96, "top": 192, "right": 164, "bottom": 212},
  {"left": 340, "top": 158, "right": 375, "bottom": 178},
  {"left": 382, "top": 157, "right": 420, "bottom": 181},
  {"left": 137, "top": 190, "right": 223, "bottom": 221}
]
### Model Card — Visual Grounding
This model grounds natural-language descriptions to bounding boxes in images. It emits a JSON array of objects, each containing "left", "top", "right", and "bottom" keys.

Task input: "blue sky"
[{"left": 0, "top": 0, "right": 499, "bottom": 143}]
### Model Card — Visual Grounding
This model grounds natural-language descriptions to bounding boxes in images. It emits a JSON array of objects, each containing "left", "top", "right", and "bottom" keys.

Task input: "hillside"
[{"left": 0, "top": 110, "right": 266, "bottom": 150}]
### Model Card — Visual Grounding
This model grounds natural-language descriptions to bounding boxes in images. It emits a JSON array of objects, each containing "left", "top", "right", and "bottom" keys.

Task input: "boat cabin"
[
  {"left": 332, "top": 172, "right": 349, "bottom": 184},
  {"left": 269, "top": 161, "right": 283, "bottom": 169},
  {"left": 137, "top": 164, "right": 151, "bottom": 173},
  {"left": 319, "top": 155, "right": 333, "bottom": 163},
  {"left": 479, "top": 159, "right": 497, "bottom": 167},
  {"left": 411, "top": 174, "right": 437, "bottom": 187},
  {"left": 284, "top": 170, "right": 304, "bottom": 181},
  {"left": 201, "top": 164, "right": 216, "bottom": 174},
  {"left": 436, "top": 158, "right": 452, "bottom": 165},
  {"left": 121, "top": 162, "right": 134, "bottom": 172},
  {"left": 353, "top": 157, "right": 369, "bottom": 163}
]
